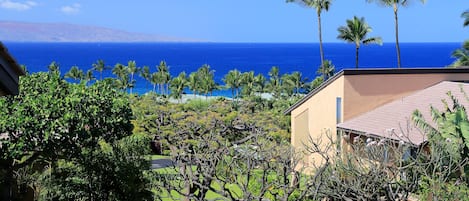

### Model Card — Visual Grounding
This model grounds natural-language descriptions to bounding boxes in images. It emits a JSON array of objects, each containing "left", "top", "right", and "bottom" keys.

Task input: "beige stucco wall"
[
  {"left": 291, "top": 76, "right": 344, "bottom": 169},
  {"left": 343, "top": 73, "right": 469, "bottom": 121},
  {"left": 290, "top": 71, "right": 469, "bottom": 170}
]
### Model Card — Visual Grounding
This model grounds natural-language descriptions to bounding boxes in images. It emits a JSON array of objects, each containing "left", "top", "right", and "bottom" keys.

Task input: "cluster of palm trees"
[
  {"left": 287, "top": 0, "right": 426, "bottom": 69},
  {"left": 57, "top": 60, "right": 318, "bottom": 101}
]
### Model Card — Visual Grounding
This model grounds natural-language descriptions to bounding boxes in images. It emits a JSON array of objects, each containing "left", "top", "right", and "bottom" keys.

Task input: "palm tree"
[
  {"left": 150, "top": 72, "right": 159, "bottom": 93},
  {"left": 287, "top": 71, "right": 307, "bottom": 95},
  {"left": 92, "top": 59, "right": 109, "bottom": 80},
  {"left": 84, "top": 69, "right": 95, "bottom": 84},
  {"left": 337, "top": 16, "right": 382, "bottom": 68},
  {"left": 462, "top": 9, "right": 469, "bottom": 27},
  {"left": 140, "top": 65, "right": 151, "bottom": 91},
  {"left": 64, "top": 66, "right": 84, "bottom": 81},
  {"left": 48, "top": 61, "right": 60, "bottom": 75},
  {"left": 241, "top": 71, "right": 255, "bottom": 97},
  {"left": 366, "top": 0, "right": 426, "bottom": 68},
  {"left": 317, "top": 60, "right": 335, "bottom": 80},
  {"left": 170, "top": 72, "right": 188, "bottom": 103},
  {"left": 156, "top": 61, "right": 170, "bottom": 96},
  {"left": 112, "top": 63, "right": 130, "bottom": 91},
  {"left": 188, "top": 72, "right": 199, "bottom": 97},
  {"left": 451, "top": 41, "right": 469, "bottom": 67},
  {"left": 254, "top": 73, "right": 267, "bottom": 95},
  {"left": 287, "top": 0, "right": 332, "bottom": 68},
  {"left": 268, "top": 66, "right": 282, "bottom": 97},
  {"left": 197, "top": 64, "right": 217, "bottom": 97},
  {"left": 127, "top": 60, "right": 139, "bottom": 94},
  {"left": 223, "top": 69, "right": 243, "bottom": 99}
]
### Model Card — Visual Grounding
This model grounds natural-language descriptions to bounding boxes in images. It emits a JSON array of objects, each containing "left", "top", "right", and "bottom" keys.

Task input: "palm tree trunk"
[
  {"left": 317, "top": 12, "right": 325, "bottom": 71},
  {"left": 394, "top": 3, "right": 401, "bottom": 68},
  {"left": 356, "top": 45, "right": 359, "bottom": 69}
]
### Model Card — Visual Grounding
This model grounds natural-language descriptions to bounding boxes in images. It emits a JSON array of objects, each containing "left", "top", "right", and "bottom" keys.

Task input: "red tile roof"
[{"left": 337, "top": 81, "right": 469, "bottom": 146}]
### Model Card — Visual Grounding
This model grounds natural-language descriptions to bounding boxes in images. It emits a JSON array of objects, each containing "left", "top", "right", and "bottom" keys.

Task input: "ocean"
[{"left": 4, "top": 42, "right": 461, "bottom": 95}]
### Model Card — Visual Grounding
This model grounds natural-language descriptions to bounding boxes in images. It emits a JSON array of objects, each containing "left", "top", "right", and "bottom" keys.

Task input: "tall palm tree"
[
  {"left": 127, "top": 60, "right": 139, "bottom": 94},
  {"left": 462, "top": 9, "right": 469, "bottom": 27},
  {"left": 241, "top": 71, "right": 255, "bottom": 97},
  {"left": 268, "top": 66, "right": 282, "bottom": 97},
  {"left": 169, "top": 72, "right": 188, "bottom": 103},
  {"left": 92, "top": 59, "right": 109, "bottom": 80},
  {"left": 451, "top": 41, "right": 469, "bottom": 67},
  {"left": 150, "top": 72, "right": 159, "bottom": 93},
  {"left": 112, "top": 63, "right": 130, "bottom": 91},
  {"left": 337, "top": 16, "right": 382, "bottom": 68},
  {"left": 188, "top": 72, "right": 199, "bottom": 97},
  {"left": 223, "top": 69, "right": 243, "bottom": 99},
  {"left": 156, "top": 61, "right": 170, "bottom": 96},
  {"left": 48, "top": 61, "right": 60, "bottom": 75},
  {"left": 84, "top": 69, "right": 95, "bottom": 84},
  {"left": 366, "top": 0, "right": 426, "bottom": 68},
  {"left": 197, "top": 64, "right": 217, "bottom": 97},
  {"left": 287, "top": 0, "right": 332, "bottom": 68},
  {"left": 140, "top": 65, "right": 151, "bottom": 91},
  {"left": 254, "top": 73, "right": 267, "bottom": 95},
  {"left": 316, "top": 60, "right": 335, "bottom": 80},
  {"left": 64, "top": 66, "right": 84, "bottom": 81}
]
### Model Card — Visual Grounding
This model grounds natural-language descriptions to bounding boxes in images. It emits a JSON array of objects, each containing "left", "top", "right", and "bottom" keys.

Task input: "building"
[
  {"left": 0, "top": 42, "right": 24, "bottom": 96},
  {"left": 284, "top": 68, "right": 469, "bottom": 168}
]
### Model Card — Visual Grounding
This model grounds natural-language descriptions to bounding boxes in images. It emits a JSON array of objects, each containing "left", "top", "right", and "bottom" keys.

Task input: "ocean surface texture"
[{"left": 5, "top": 42, "right": 461, "bottom": 95}]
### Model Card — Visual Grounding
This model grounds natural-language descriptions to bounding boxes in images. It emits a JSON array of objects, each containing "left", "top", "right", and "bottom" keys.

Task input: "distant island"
[{"left": 0, "top": 21, "right": 198, "bottom": 42}]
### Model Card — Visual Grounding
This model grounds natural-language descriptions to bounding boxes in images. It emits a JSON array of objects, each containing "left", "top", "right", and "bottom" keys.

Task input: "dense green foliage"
[{"left": 0, "top": 72, "right": 152, "bottom": 200}]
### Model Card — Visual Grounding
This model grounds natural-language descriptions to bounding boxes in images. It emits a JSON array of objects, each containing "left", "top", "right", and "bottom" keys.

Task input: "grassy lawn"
[{"left": 146, "top": 154, "right": 170, "bottom": 160}]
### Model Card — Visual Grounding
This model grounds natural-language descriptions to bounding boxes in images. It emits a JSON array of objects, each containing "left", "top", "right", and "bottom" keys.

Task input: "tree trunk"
[
  {"left": 394, "top": 3, "right": 401, "bottom": 68},
  {"left": 317, "top": 12, "right": 325, "bottom": 75},
  {"left": 0, "top": 168, "right": 13, "bottom": 201},
  {"left": 356, "top": 45, "right": 360, "bottom": 69}
]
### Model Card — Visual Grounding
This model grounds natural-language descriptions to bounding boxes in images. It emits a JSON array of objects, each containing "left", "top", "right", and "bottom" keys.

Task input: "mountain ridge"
[{"left": 0, "top": 21, "right": 198, "bottom": 42}]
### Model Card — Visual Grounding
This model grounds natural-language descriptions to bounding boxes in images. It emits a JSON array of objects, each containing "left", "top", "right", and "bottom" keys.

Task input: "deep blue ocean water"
[{"left": 4, "top": 42, "right": 461, "bottom": 95}]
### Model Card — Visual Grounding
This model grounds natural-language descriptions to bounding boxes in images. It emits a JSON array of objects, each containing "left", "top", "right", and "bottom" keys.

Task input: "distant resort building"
[
  {"left": 284, "top": 68, "right": 469, "bottom": 169},
  {"left": 0, "top": 42, "right": 24, "bottom": 96}
]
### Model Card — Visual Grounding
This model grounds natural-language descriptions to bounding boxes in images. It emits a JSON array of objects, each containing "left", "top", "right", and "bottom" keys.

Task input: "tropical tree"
[
  {"left": 64, "top": 65, "right": 84, "bottom": 81},
  {"left": 285, "top": 71, "right": 307, "bottom": 95},
  {"left": 150, "top": 72, "right": 159, "bottom": 93},
  {"left": 223, "top": 69, "right": 243, "bottom": 99},
  {"left": 254, "top": 73, "right": 267, "bottom": 95},
  {"left": 241, "top": 71, "right": 255, "bottom": 97},
  {"left": 451, "top": 41, "right": 469, "bottom": 67},
  {"left": 139, "top": 65, "right": 151, "bottom": 90},
  {"left": 188, "top": 72, "right": 200, "bottom": 97},
  {"left": 197, "top": 64, "right": 217, "bottom": 97},
  {"left": 84, "top": 69, "right": 95, "bottom": 84},
  {"left": 92, "top": 59, "right": 109, "bottom": 80},
  {"left": 462, "top": 9, "right": 469, "bottom": 27},
  {"left": 112, "top": 63, "right": 130, "bottom": 91},
  {"left": 156, "top": 61, "right": 170, "bottom": 96},
  {"left": 48, "top": 61, "right": 60, "bottom": 75},
  {"left": 127, "top": 60, "right": 140, "bottom": 94},
  {"left": 169, "top": 72, "right": 188, "bottom": 102},
  {"left": 451, "top": 10, "right": 469, "bottom": 67},
  {"left": 366, "top": 0, "right": 426, "bottom": 68},
  {"left": 317, "top": 59, "right": 335, "bottom": 80},
  {"left": 337, "top": 16, "right": 382, "bottom": 68},
  {"left": 287, "top": 0, "right": 332, "bottom": 68},
  {"left": 267, "top": 66, "right": 282, "bottom": 97}
]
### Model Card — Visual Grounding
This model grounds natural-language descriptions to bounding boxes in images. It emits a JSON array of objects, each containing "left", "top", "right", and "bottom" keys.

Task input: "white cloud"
[
  {"left": 61, "top": 3, "right": 80, "bottom": 14},
  {"left": 0, "top": 0, "right": 37, "bottom": 11}
]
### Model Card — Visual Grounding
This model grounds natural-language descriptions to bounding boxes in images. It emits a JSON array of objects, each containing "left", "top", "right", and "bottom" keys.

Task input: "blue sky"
[{"left": 0, "top": 0, "right": 467, "bottom": 42}]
